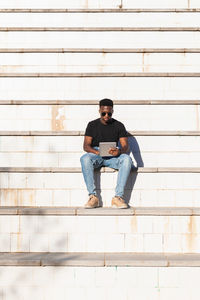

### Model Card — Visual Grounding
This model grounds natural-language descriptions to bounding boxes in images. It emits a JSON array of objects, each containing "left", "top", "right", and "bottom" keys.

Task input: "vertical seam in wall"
[
  {"left": 188, "top": 0, "right": 190, "bottom": 9},
  {"left": 157, "top": 267, "right": 160, "bottom": 292},
  {"left": 119, "top": 0, "right": 123, "bottom": 9},
  {"left": 9, "top": 232, "right": 11, "bottom": 252},
  {"left": 196, "top": 105, "right": 200, "bottom": 131}
]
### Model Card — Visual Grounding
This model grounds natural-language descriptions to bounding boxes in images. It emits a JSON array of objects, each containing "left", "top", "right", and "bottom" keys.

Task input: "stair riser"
[
  {"left": 0, "top": 172, "right": 199, "bottom": 205},
  {"left": 0, "top": 266, "right": 199, "bottom": 300},
  {"left": 1, "top": 134, "right": 200, "bottom": 167},
  {"left": 1, "top": 13, "right": 200, "bottom": 28},
  {"left": 0, "top": 188, "right": 199, "bottom": 207},
  {"left": 123, "top": 0, "right": 198, "bottom": 9},
  {"left": 0, "top": 105, "right": 199, "bottom": 131},
  {"left": 0, "top": 32, "right": 200, "bottom": 48},
  {"left": 1, "top": 53, "right": 200, "bottom": 73},
  {"left": 1, "top": 136, "right": 200, "bottom": 152},
  {"left": 0, "top": 151, "right": 200, "bottom": 167},
  {"left": 0, "top": 0, "right": 121, "bottom": 9},
  {"left": 0, "top": 215, "right": 199, "bottom": 253},
  {"left": 0, "top": 77, "right": 200, "bottom": 100},
  {"left": 1, "top": 172, "right": 199, "bottom": 189},
  {"left": 0, "top": 0, "right": 198, "bottom": 9}
]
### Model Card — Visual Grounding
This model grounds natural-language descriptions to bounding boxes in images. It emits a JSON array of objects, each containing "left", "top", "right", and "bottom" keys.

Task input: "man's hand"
[
  {"left": 108, "top": 147, "right": 120, "bottom": 156},
  {"left": 95, "top": 150, "right": 100, "bottom": 155}
]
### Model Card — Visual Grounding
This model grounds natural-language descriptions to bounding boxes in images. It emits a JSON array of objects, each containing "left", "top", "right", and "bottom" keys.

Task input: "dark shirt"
[{"left": 85, "top": 118, "right": 127, "bottom": 147}]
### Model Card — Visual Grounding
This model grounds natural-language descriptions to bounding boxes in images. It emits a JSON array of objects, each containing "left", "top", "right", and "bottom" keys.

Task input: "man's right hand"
[{"left": 95, "top": 150, "right": 100, "bottom": 155}]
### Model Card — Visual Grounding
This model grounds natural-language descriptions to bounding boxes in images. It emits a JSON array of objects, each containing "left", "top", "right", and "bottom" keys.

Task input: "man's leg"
[
  {"left": 115, "top": 154, "right": 132, "bottom": 198},
  {"left": 80, "top": 152, "right": 104, "bottom": 196},
  {"left": 103, "top": 154, "right": 133, "bottom": 208}
]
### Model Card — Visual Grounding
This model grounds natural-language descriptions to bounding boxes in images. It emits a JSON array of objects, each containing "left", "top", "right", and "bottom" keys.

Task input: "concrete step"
[
  {"left": 0, "top": 252, "right": 200, "bottom": 266},
  {"left": 2, "top": 72, "right": 200, "bottom": 76},
  {"left": 2, "top": 27, "right": 200, "bottom": 31},
  {"left": 0, "top": 100, "right": 199, "bottom": 104},
  {"left": 1, "top": 53, "right": 200, "bottom": 73},
  {"left": 0, "top": 0, "right": 198, "bottom": 9},
  {"left": 0, "top": 169, "right": 200, "bottom": 207},
  {"left": 1, "top": 8, "right": 200, "bottom": 12},
  {"left": 1, "top": 77, "right": 200, "bottom": 100},
  {"left": 0, "top": 206, "right": 199, "bottom": 215},
  {"left": 0, "top": 135, "right": 200, "bottom": 168},
  {"left": 0, "top": 256, "right": 199, "bottom": 300},
  {"left": 1, "top": 12, "right": 200, "bottom": 28},
  {"left": 0, "top": 32, "right": 200, "bottom": 49},
  {"left": 1, "top": 166, "right": 200, "bottom": 172},
  {"left": 1, "top": 48, "right": 200, "bottom": 53},
  {"left": 0, "top": 210, "right": 200, "bottom": 252},
  {"left": 0, "top": 104, "right": 199, "bottom": 131},
  {"left": 1, "top": 131, "right": 200, "bottom": 135}
]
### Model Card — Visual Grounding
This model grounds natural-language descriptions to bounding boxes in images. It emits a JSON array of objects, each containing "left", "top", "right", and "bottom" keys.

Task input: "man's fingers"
[{"left": 109, "top": 147, "right": 117, "bottom": 151}]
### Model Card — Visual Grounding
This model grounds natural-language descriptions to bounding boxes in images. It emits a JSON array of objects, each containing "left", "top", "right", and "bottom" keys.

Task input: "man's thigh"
[
  {"left": 84, "top": 152, "right": 104, "bottom": 168},
  {"left": 103, "top": 156, "right": 120, "bottom": 170},
  {"left": 103, "top": 154, "right": 133, "bottom": 170}
]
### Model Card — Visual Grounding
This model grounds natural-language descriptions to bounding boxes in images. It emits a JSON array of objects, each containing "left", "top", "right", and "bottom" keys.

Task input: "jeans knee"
[
  {"left": 80, "top": 153, "right": 91, "bottom": 166},
  {"left": 120, "top": 154, "right": 132, "bottom": 167},
  {"left": 80, "top": 153, "right": 103, "bottom": 168}
]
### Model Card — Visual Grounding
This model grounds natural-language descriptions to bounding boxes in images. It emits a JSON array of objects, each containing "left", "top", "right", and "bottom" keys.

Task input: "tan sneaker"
[
  {"left": 111, "top": 196, "right": 128, "bottom": 209},
  {"left": 84, "top": 194, "right": 99, "bottom": 209}
]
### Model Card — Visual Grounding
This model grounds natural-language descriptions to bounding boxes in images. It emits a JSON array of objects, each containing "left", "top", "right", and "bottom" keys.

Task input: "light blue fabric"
[{"left": 80, "top": 147, "right": 133, "bottom": 197}]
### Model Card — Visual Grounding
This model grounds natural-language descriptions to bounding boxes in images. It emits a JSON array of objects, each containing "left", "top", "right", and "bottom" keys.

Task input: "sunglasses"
[{"left": 101, "top": 112, "right": 112, "bottom": 117}]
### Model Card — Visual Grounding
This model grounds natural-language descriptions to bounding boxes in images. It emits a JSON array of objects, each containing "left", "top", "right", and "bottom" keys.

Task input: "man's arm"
[
  {"left": 119, "top": 137, "right": 129, "bottom": 153},
  {"left": 83, "top": 136, "right": 100, "bottom": 155},
  {"left": 109, "top": 137, "right": 129, "bottom": 156}
]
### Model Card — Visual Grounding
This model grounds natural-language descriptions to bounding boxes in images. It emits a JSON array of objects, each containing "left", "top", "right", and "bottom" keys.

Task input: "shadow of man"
[{"left": 123, "top": 133, "right": 144, "bottom": 205}]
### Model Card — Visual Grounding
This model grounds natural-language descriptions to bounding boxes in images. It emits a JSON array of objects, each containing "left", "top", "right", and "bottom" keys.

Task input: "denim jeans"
[{"left": 80, "top": 147, "right": 133, "bottom": 198}]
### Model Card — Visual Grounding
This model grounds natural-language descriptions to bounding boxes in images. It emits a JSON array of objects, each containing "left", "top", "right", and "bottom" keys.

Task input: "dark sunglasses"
[{"left": 101, "top": 112, "right": 112, "bottom": 117}]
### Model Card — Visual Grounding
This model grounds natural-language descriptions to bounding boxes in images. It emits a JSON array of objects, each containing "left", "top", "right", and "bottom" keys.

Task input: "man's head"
[{"left": 99, "top": 98, "right": 114, "bottom": 124}]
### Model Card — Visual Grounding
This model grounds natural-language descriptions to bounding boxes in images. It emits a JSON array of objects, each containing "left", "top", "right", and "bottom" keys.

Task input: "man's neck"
[{"left": 100, "top": 118, "right": 112, "bottom": 125}]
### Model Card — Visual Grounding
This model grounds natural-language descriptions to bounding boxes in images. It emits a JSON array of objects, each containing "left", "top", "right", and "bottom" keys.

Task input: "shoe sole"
[
  {"left": 112, "top": 204, "right": 128, "bottom": 209},
  {"left": 84, "top": 204, "right": 100, "bottom": 209}
]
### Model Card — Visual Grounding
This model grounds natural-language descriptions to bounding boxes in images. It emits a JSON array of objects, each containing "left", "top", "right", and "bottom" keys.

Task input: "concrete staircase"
[{"left": 1, "top": 0, "right": 200, "bottom": 299}]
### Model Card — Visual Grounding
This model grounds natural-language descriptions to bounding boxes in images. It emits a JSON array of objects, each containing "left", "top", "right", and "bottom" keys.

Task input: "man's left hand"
[{"left": 109, "top": 147, "right": 121, "bottom": 156}]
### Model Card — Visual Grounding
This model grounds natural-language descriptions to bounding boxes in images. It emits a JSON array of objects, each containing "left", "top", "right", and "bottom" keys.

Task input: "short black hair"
[{"left": 99, "top": 98, "right": 113, "bottom": 107}]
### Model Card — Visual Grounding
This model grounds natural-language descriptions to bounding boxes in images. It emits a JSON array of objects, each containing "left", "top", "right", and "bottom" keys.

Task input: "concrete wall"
[
  {"left": 0, "top": 215, "right": 199, "bottom": 253},
  {"left": 0, "top": 172, "right": 199, "bottom": 207},
  {"left": 0, "top": 2, "right": 200, "bottom": 300},
  {"left": 0, "top": 266, "right": 199, "bottom": 300}
]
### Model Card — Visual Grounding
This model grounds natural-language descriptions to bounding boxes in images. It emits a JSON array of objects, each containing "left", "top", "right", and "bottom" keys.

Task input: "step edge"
[{"left": 0, "top": 252, "right": 200, "bottom": 267}]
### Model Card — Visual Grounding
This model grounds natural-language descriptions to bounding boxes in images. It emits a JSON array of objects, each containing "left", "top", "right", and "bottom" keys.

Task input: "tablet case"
[{"left": 99, "top": 142, "right": 117, "bottom": 157}]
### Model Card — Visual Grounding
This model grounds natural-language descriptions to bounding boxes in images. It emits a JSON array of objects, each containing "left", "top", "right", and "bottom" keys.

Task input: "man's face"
[{"left": 99, "top": 106, "right": 113, "bottom": 124}]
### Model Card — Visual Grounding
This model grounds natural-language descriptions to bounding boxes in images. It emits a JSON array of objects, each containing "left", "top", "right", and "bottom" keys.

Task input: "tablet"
[{"left": 99, "top": 142, "right": 117, "bottom": 157}]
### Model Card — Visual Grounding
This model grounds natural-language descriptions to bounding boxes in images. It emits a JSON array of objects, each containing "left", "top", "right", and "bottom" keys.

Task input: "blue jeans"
[{"left": 80, "top": 148, "right": 133, "bottom": 198}]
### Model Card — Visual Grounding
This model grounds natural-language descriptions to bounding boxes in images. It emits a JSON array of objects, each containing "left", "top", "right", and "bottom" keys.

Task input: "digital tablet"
[{"left": 99, "top": 142, "right": 117, "bottom": 157}]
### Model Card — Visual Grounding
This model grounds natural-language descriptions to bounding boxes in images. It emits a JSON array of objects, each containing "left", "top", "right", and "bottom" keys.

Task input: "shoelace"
[
  {"left": 116, "top": 196, "right": 124, "bottom": 203},
  {"left": 89, "top": 195, "right": 97, "bottom": 202}
]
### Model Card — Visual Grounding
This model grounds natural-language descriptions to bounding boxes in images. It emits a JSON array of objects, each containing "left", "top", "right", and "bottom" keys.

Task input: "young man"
[{"left": 80, "top": 98, "right": 133, "bottom": 208}]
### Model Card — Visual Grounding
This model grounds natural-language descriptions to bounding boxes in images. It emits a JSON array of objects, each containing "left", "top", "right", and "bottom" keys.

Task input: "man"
[{"left": 80, "top": 98, "right": 133, "bottom": 208}]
